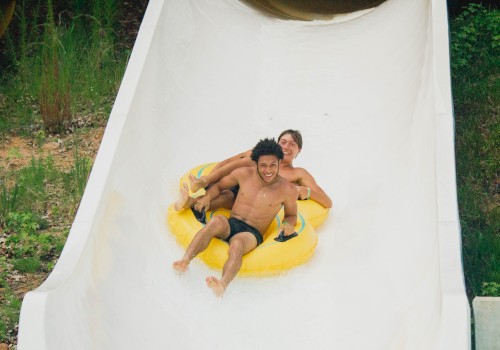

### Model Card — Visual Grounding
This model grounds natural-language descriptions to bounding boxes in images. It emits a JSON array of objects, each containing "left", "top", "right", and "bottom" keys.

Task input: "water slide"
[{"left": 17, "top": 0, "right": 471, "bottom": 348}]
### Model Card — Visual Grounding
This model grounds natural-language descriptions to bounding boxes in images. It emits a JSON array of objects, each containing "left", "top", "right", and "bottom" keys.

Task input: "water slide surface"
[{"left": 17, "top": 0, "right": 471, "bottom": 349}]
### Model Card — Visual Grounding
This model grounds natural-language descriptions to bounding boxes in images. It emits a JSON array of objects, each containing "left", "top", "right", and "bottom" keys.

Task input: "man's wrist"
[{"left": 202, "top": 192, "right": 212, "bottom": 202}]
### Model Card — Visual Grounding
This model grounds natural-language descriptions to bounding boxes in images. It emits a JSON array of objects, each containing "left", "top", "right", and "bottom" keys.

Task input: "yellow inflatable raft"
[
  {"left": 167, "top": 163, "right": 328, "bottom": 276},
  {"left": 167, "top": 206, "right": 317, "bottom": 276}
]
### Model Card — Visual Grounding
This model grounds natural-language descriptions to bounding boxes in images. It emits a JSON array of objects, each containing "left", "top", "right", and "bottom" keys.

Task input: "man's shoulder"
[
  {"left": 290, "top": 167, "right": 310, "bottom": 176},
  {"left": 283, "top": 166, "right": 310, "bottom": 182},
  {"left": 277, "top": 176, "right": 296, "bottom": 191},
  {"left": 283, "top": 166, "right": 308, "bottom": 176}
]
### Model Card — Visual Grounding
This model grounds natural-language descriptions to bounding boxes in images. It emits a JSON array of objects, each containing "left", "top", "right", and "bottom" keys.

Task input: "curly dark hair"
[{"left": 250, "top": 138, "right": 284, "bottom": 162}]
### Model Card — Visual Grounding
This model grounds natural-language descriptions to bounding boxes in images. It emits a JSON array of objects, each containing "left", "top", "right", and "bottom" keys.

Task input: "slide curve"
[{"left": 17, "top": 0, "right": 470, "bottom": 349}]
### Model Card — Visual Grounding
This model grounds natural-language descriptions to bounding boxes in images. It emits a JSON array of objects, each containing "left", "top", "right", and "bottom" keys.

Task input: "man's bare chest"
[{"left": 237, "top": 185, "right": 283, "bottom": 208}]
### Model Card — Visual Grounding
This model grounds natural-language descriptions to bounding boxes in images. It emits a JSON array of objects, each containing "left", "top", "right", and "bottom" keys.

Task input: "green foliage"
[
  {"left": 34, "top": 129, "right": 47, "bottom": 147},
  {"left": 0, "top": 156, "right": 57, "bottom": 225},
  {"left": 451, "top": 4, "right": 500, "bottom": 301},
  {"left": 481, "top": 282, "right": 500, "bottom": 297},
  {"left": 0, "top": 148, "right": 93, "bottom": 229},
  {"left": 12, "top": 257, "right": 41, "bottom": 273},
  {"left": 0, "top": 176, "right": 22, "bottom": 226},
  {"left": 0, "top": 289, "right": 21, "bottom": 343},
  {"left": 5, "top": 211, "right": 41, "bottom": 259},
  {"left": 4, "top": 211, "right": 61, "bottom": 264},
  {"left": 19, "top": 157, "right": 50, "bottom": 197},
  {"left": 0, "top": 257, "right": 21, "bottom": 344},
  {"left": 450, "top": 3, "right": 500, "bottom": 72},
  {"left": 92, "top": 0, "right": 118, "bottom": 43},
  {"left": 64, "top": 148, "right": 92, "bottom": 200},
  {"left": 5, "top": 211, "right": 41, "bottom": 236},
  {"left": 0, "top": 0, "right": 126, "bottom": 135}
]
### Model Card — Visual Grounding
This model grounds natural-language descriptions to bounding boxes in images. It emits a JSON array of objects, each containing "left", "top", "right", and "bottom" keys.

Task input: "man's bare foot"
[
  {"left": 174, "top": 183, "right": 195, "bottom": 211},
  {"left": 189, "top": 174, "right": 207, "bottom": 193},
  {"left": 206, "top": 276, "right": 226, "bottom": 297},
  {"left": 172, "top": 260, "right": 189, "bottom": 273}
]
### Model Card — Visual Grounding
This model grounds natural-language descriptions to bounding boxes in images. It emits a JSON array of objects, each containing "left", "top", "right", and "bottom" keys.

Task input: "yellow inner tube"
[
  {"left": 167, "top": 163, "right": 329, "bottom": 276},
  {"left": 168, "top": 206, "right": 317, "bottom": 276}
]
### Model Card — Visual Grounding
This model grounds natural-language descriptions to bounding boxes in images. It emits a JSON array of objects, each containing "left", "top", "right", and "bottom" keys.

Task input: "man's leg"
[
  {"left": 172, "top": 216, "right": 230, "bottom": 272},
  {"left": 206, "top": 232, "right": 257, "bottom": 297},
  {"left": 176, "top": 184, "right": 235, "bottom": 213},
  {"left": 174, "top": 183, "right": 196, "bottom": 211},
  {"left": 207, "top": 190, "right": 235, "bottom": 210},
  {"left": 189, "top": 174, "right": 209, "bottom": 193}
]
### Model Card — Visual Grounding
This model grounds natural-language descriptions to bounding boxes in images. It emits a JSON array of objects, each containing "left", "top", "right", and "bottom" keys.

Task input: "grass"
[
  {"left": 450, "top": 3, "right": 500, "bottom": 300},
  {"left": 0, "top": 0, "right": 128, "bottom": 135}
]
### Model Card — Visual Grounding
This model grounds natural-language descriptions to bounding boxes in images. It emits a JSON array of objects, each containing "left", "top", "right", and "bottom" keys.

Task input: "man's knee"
[
  {"left": 206, "top": 215, "right": 227, "bottom": 232},
  {"left": 228, "top": 239, "right": 245, "bottom": 257}
]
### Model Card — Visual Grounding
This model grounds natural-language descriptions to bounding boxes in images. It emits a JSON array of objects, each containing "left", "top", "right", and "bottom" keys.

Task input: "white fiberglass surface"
[{"left": 17, "top": 0, "right": 470, "bottom": 349}]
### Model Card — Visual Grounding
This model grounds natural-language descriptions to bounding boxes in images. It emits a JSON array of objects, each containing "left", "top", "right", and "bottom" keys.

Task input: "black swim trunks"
[{"left": 224, "top": 217, "right": 263, "bottom": 246}]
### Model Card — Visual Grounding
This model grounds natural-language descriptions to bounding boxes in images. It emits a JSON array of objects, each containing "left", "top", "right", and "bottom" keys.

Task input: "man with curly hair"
[{"left": 173, "top": 138, "right": 298, "bottom": 297}]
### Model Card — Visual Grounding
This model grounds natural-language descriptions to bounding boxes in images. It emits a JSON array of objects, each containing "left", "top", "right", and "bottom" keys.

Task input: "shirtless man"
[
  {"left": 175, "top": 130, "right": 332, "bottom": 214},
  {"left": 172, "top": 138, "right": 298, "bottom": 297}
]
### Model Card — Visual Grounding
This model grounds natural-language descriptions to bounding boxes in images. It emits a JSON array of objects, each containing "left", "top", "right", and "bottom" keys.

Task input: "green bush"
[
  {"left": 450, "top": 3, "right": 499, "bottom": 72},
  {"left": 5, "top": 211, "right": 40, "bottom": 236},
  {"left": 451, "top": 4, "right": 500, "bottom": 300},
  {"left": 481, "top": 282, "right": 500, "bottom": 297}
]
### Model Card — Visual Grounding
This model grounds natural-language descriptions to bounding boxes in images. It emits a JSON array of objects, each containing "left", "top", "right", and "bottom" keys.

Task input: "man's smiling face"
[
  {"left": 278, "top": 133, "right": 300, "bottom": 163},
  {"left": 256, "top": 155, "right": 280, "bottom": 183}
]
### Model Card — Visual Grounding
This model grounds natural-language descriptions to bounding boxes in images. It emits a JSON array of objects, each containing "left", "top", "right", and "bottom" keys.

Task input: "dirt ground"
[{"left": 0, "top": 127, "right": 105, "bottom": 172}]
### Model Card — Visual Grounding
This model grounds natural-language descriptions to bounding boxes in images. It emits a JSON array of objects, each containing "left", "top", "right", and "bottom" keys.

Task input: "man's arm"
[
  {"left": 212, "top": 150, "right": 252, "bottom": 172},
  {"left": 281, "top": 184, "right": 298, "bottom": 236},
  {"left": 206, "top": 153, "right": 253, "bottom": 184},
  {"left": 295, "top": 168, "right": 332, "bottom": 208},
  {"left": 194, "top": 170, "right": 240, "bottom": 212},
  {"left": 190, "top": 150, "right": 252, "bottom": 192}
]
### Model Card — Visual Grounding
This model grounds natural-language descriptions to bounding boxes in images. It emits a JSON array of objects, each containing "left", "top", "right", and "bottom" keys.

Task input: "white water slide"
[{"left": 18, "top": 0, "right": 470, "bottom": 349}]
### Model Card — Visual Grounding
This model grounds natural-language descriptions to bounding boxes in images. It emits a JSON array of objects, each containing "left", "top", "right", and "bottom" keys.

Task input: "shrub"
[
  {"left": 451, "top": 4, "right": 500, "bottom": 300},
  {"left": 481, "top": 282, "right": 500, "bottom": 297}
]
